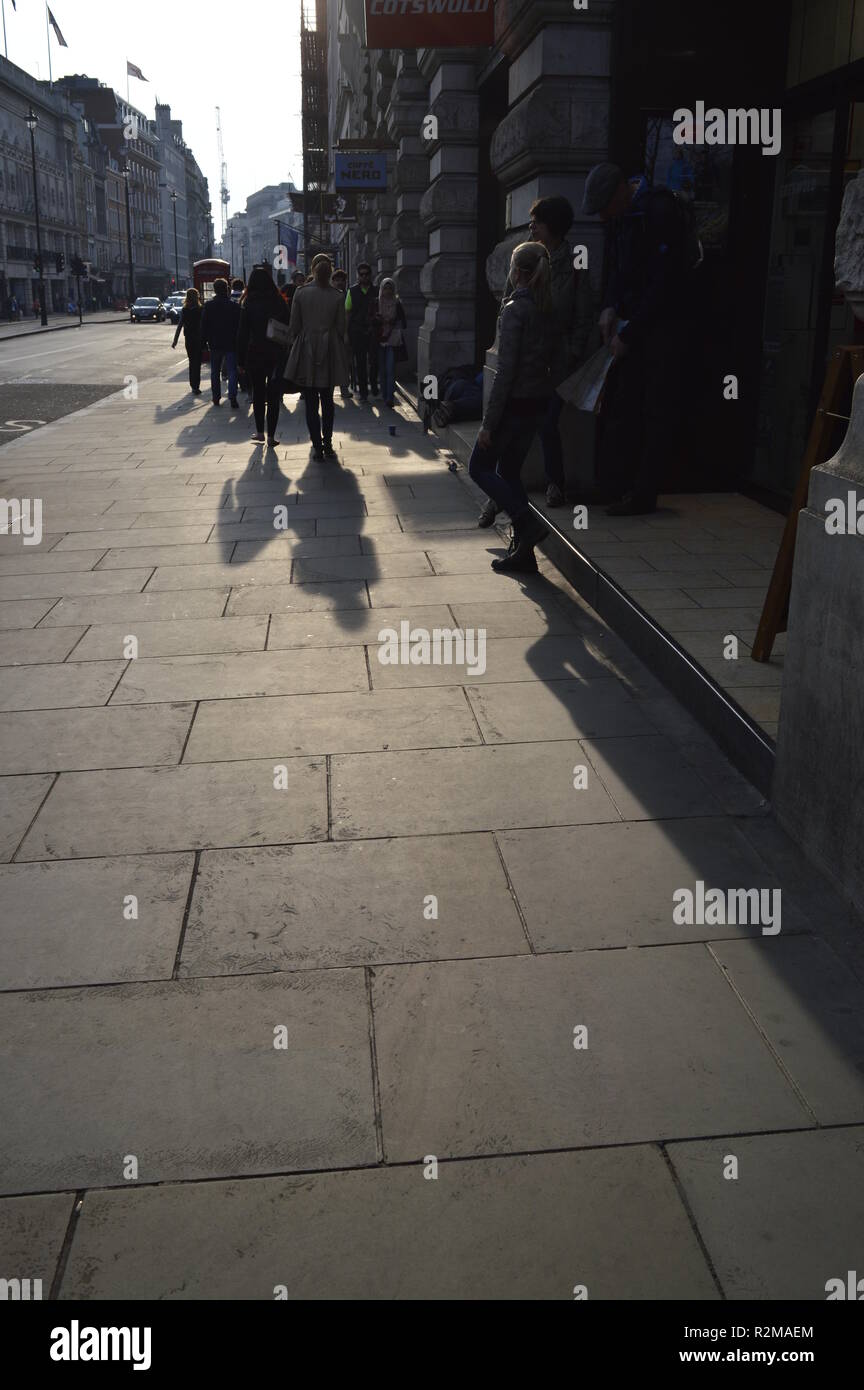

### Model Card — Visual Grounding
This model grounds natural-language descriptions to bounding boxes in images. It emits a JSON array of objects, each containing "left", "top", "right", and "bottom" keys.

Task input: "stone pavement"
[{"left": 1, "top": 369, "right": 863, "bottom": 1301}]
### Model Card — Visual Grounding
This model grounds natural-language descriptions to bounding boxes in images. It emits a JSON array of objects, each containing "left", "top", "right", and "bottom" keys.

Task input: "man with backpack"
[{"left": 583, "top": 163, "right": 694, "bottom": 515}]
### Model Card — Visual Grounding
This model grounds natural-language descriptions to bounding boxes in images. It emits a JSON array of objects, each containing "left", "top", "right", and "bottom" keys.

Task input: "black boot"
[{"left": 491, "top": 511, "right": 546, "bottom": 574}]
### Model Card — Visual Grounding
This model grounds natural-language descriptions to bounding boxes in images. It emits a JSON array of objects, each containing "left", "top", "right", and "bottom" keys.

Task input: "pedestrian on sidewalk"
[
  {"left": 286, "top": 253, "right": 350, "bottom": 461},
  {"left": 345, "top": 262, "right": 378, "bottom": 401},
  {"left": 237, "top": 265, "right": 291, "bottom": 447},
  {"left": 527, "top": 195, "right": 595, "bottom": 508},
  {"left": 371, "top": 277, "right": 407, "bottom": 409},
  {"left": 468, "top": 241, "right": 555, "bottom": 575},
  {"left": 332, "top": 269, "right": 352, "bottom": 400},
  {"left": 582, "top": 162, "right": 692, "bottom": 516},
  {"left": 201, "top": 278, "right": 241, "bottom": 409},
  {"left": 171, "top": 287, "right": 204, "bottom": 394}
]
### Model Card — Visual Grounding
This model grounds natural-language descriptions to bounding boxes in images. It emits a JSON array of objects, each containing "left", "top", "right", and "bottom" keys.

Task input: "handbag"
[{"left": 266, "top": 316, "right": 292, "bottom": 346}]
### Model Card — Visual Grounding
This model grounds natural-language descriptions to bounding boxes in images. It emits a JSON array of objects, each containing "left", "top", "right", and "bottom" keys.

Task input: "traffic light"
[
  {"left": 32, "top": 252, "right": 42, "bottom": 273},
  {"left": 55, "top": 252, "right": 65, "bottom": 274}
]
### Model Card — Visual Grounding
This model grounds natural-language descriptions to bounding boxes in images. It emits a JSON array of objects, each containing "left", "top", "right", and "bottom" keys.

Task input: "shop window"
[{"left": 749, "top": 110, "right": 837, "bottom": 499}]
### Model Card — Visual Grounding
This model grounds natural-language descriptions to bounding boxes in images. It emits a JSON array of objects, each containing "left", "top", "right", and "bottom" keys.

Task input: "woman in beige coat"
[{"left": 287, "top": 254, "right": 351, "bottom": 460}]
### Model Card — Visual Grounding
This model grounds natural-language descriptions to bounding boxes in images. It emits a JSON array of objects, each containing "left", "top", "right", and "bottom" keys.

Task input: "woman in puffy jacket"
[{"left": 468, "top": 241, "right": 556, "bottom": 574}]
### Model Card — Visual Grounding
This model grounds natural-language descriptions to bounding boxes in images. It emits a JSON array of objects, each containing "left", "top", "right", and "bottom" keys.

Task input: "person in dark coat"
[
  {"left": 583, "top": 162, "right": 690, "bottom": 515},
  {"left": 201, "top": 278, "right": 241, "bottom": 408},
  {"left": 171, "top": 286, "right": 203, "bottom": 394},
  {"left": 237, "top": 265, "right": 291, "bottom": 447},
  {"left": 345, "top": 262, "right": 378, "bottom": 400}
]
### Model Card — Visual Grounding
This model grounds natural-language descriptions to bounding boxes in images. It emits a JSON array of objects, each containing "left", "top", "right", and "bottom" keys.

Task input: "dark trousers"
[
  {"left": 350, "top": 337, "right": 378, "bottom": 396},
  {"left": 539, "top": 392, "right": 565, "bottom": 488},
  {"left": 304, "top": 388, "right": 335, "bottom": 448},
  {"left": 599, "top": 320, "right": 681, "bottom": 503},
  {"left": 467, "top": 407, "right": 542, "bottom": 520},
  {"left": 185, "top": 340, "right": 201, "bottom": 392},
  {"left": 249, "top": 363, "right": 282, "bottom": 437}
]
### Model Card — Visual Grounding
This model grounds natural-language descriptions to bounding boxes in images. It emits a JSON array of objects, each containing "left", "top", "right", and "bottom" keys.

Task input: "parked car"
[
  {"left": 130, "top": 297, "right": 165, "bottom": 323},
  {"left": 163, "top": 293, "right": 185, "bottom": 324}
]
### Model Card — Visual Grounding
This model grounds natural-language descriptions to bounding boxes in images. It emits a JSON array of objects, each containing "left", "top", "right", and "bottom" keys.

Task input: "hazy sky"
[{"left": 3, "top": 0, "right": 305, "bottom": 222}]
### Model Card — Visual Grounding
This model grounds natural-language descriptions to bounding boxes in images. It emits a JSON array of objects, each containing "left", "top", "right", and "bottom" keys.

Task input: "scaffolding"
[{"left": 300, "top": 0, "right": 329, "bottom": 274}]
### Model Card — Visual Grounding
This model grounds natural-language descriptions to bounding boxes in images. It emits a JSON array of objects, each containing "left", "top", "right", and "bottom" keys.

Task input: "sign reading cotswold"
[{"left": 364, "top": 0, "right": 494, "bottom": 48}]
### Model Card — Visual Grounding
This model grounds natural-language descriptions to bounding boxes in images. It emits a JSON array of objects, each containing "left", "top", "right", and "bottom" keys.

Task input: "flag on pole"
[
  {"left": 47, "top": 6, "right": 67, "bottom": 46},
  {"left": 127, "top": 60, "right": 148, "bottom": 81}
]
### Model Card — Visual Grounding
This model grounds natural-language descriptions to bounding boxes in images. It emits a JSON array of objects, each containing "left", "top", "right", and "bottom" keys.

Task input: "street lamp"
[
  {"left": 121, "top": 162, "right": 135, "bottom": 311},
  {"left": 25, "top": 108, "right": 48, "bottom": 327},
  {"left": 170, "top": 189, "right": 180, "bottom": 291}
]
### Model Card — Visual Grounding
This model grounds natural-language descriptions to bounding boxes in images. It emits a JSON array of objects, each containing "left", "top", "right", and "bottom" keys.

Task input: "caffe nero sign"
[
  {"left": 364, "top": 0, "right": 494, "bottom": 48},
  {"left": 334, "top": 153, "right": 388, "bottom": 190}
]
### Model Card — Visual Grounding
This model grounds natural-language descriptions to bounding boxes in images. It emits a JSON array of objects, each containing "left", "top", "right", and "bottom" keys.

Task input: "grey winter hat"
[{"left": 582, "top": 162, "right": 625, "bottom": 215}]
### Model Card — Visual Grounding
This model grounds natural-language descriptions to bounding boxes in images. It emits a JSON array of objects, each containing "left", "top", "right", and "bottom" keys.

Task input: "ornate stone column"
[
  {"left": 385, "top": 51, "right": 429, "bottom": 370},
  {"left": 416, "top": 48, "right": 482, "bottom": 398}
]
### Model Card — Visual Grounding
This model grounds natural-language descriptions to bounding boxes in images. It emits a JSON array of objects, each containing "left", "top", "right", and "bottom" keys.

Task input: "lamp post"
[
  {"left": 170, "top": 189, "right": 180, "bottom": 290},
  {"left": 25, "top": 108, "right": 48, "bottom": 327},
  {"left": 121, "top": 162, "right": 135, "bottom": 313}
]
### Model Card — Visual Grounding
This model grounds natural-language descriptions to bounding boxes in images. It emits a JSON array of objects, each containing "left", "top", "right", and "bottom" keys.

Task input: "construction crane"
[{"left": 215, "top": 106, "right": 229, "bottom": 242}]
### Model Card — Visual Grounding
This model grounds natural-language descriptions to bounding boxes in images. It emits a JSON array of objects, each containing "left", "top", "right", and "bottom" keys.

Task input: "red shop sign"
[{"left": 364, "top": 0, "right": 494, "bottom": 48}]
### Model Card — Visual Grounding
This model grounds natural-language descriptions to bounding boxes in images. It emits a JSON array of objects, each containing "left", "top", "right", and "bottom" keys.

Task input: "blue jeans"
[
  {"left": 468, "top": 407, "right": 542, "bottom": 520},
  {"left": 378, "top": 345, "right": 395, "bottom": 404},
  {"left": 210, "top": 350, "right": 237, "bottom": 401}
]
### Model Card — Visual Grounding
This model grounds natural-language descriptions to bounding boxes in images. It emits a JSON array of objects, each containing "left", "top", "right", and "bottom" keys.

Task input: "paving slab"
[
  {"left": 0, "top": 774, "right": 54, "bottom": 861},
  {"left": 371, "top": 950, "right": 809, "bottom": 1161},
  {"left": 110, "top": 647, "right": 368, "bottom": 704},
  {"left": 226, "top": 581, "right": 369, "bottom": 617},
  {"left": 667, "top": 1126, "right": 864, "bottom": 1300},
  {"left": 0, "top": 598, "right": 57, "bottom": 629},
  {"left": 184, "top": 686, "right": 481, "bottom": 762},
  {"left": 0, "top": 627, "right": 86, "bottom": 666},
  {"left": 181, "top": 834, "right": 526, "bottom": 975},
  {"left": 17, "top": 756, "right": 327, "bottom": 859},
  {"left": 0, "top": 660, "right": 125, "bottom": 712},
  {"left": 40, "top": 588, "right": 231, "bottom": 627},
  {"left": 496, "top": 819, "right": 806, "bottom": 951},
  {"left": 96, "top": 544, "right": 229, "bottom": 569},
  {"left": 331, "top": 741, "right": 620, "bottom": 839},
  {"left": 0, "top": 1192, "right": 75, "bottom": 1296},
  {"left": 0, "top": 703, "right": 193, "bottom": 775},
  {"left": 59, "top": 1146, "right": 716, "bottom": 1300},
  {"left": 52, "top": 525, "right": 213, "bottom": 551},
  {"left": 73, "top": 616, "right": 269, "bottom": 661},
  {"left": 467, "top": 678, "right": 655, "bottom": 743},
  {"left": 0, "top": 853, "right": 193, "bottom": 989},
  {"left": 0, "top": 551, "right": 108, "bottom": 577},
  {"left": 370, "top": 633, "right": 612, "bottom": 689},
  {"left": 315, "top": 514, "right": 405, "bottom": 536},
  {"left": 267, "top": 604, "right": 454, "bottom": 650},
  {"left": 0, "top": 971, "right": 375, "bottom": 1194},
  {"left": 582, "top": 734, "right": 722, "bottom": 820},
  {"left": 708, "top": 936, "right": 864, "bottom": 1124},
  {"left": 368, "top": 573, "right": 550, "bottom": 608}
]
